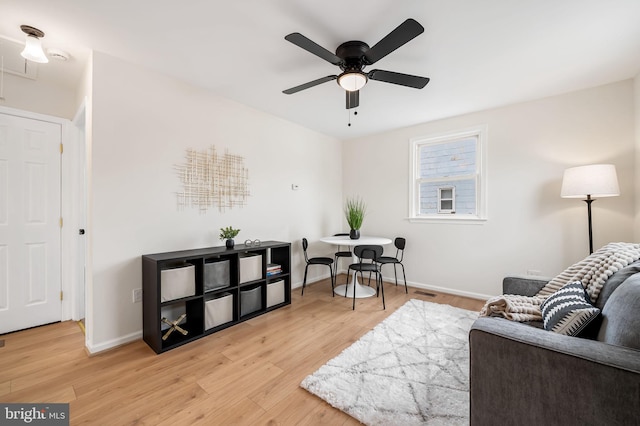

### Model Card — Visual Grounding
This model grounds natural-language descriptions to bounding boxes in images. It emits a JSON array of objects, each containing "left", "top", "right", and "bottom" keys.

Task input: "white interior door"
[{"left": 0, "top": 113, "right": 61, "bottom": 334}]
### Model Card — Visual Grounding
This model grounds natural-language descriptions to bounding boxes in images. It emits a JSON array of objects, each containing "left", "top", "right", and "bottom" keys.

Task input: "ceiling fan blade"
[
  {"left": 364, "top": 19, "right": 424, "bottom": 65},
  {"left": 285, "top": 33, "right": 343, "bottom": 65},
  {"left": 368, "top": 69, "right": 430, "bottom": 89},
  {"left": 346, "top": 90, "right": 359, "bottom": 109},
  {"left": 283, "top": 75, "right": 337, "bottom": 94}
]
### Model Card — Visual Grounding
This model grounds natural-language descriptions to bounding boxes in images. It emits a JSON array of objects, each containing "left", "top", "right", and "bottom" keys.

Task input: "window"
[
  {"left": 409, "top": 126, "right": 487, "bottom": 222},
  {"left": 438, "top": 186, "right": 455, "bottom": 214}
]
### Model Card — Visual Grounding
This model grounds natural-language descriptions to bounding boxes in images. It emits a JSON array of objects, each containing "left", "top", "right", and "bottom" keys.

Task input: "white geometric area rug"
[{"left": 300, "top": 299, "right": 479, "bottom": 426}]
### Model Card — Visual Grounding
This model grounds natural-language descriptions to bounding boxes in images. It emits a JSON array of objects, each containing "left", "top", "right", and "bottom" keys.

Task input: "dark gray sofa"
[{"left": 469, "top": 264, "right": 640, "bottom": 425}]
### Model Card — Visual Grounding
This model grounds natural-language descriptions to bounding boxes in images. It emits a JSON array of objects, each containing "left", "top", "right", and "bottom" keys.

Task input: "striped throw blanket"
[{"left": 480, "top": 242, "right": 640, "bottom": 322}]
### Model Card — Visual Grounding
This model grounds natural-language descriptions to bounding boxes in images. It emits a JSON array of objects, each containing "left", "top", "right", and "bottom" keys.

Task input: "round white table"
[{"left": 320, "top": 235, "right": 392, "bottom": 298}]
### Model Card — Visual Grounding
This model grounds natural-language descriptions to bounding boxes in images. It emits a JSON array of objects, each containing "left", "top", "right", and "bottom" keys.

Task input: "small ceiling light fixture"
[
  {"left": 20, "top": 25, "right": 49, "bottom": 64},
  {"left": 338, "top": 71, "right": 367, "bottom": 92}
]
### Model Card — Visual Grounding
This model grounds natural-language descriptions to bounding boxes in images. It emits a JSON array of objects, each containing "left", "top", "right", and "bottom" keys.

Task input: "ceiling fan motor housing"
[{"left": 336, "top": 41, "right": 370, "bottom": 71}]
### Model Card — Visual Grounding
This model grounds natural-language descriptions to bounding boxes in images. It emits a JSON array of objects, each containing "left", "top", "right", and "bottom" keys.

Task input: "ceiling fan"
[{"left": 282, "top": 18, "right": 430, "bottom": 109}]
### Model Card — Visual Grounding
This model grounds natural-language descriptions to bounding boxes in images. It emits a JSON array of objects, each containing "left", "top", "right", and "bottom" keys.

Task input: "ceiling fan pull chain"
[{"left": 347, "top": 109, "right": 358, "bottom": 127}]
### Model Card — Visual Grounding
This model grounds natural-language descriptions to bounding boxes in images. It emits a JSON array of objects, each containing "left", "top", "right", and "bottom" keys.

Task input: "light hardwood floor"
[{"left": 0, "top": 275, "right": 485, "bottom": 425}]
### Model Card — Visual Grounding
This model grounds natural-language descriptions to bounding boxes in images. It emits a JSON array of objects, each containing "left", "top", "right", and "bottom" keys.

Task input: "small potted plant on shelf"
[
  {"left": 344, "top": 196, "right": 366, "bottom": 239},
  {"left": 219, "top": 226, "right": 240, "bottom": 249}
]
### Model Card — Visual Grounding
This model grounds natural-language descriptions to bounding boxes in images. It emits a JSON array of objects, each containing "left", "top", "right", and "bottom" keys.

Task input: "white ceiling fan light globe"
[{"left": 338, "top": 72, "right": 367, "bottom": 91}]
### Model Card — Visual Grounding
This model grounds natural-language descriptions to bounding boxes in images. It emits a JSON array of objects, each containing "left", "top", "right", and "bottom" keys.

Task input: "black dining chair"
[
  {"left": 377, "top": 237, "right": 407, "bottom": 293},
  {"left": 301, "top": 237, "right": 335, "bottom": 296},
  {"left": 346, "top": 245, "right": 385, "bottom": 310},
  {"left": 333, "top": 233, "right": 352, "bottom": 280}
]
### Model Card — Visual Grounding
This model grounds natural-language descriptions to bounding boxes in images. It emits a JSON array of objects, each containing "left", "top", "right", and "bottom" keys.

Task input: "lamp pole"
[{"left": 583, "top": 195, "right": 594, "bottom": 254}]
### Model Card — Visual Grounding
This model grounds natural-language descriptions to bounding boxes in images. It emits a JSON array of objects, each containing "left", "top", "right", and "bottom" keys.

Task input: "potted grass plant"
[
  {"left": 219, "top": 226, "right": 240, "bottom": 249},
  {"left": 344, "top": 196, "right": 366, "bottom": 239}
]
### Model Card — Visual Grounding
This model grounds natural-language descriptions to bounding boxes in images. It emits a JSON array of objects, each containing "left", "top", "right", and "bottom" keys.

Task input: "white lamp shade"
[
  {"left": 21, "top": 35, "right": 49, "bottom": 63},
  {"left": 338, "top": 72, "right": 367, "bottom": 91},
  {"left": 561, "top": 164, "right": 620, "bottom": 198}
]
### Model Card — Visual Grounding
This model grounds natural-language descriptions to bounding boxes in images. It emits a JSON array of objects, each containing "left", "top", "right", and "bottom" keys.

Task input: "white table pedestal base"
[{"left": 334, "top": 280, "right": 376, "bottom": 298}]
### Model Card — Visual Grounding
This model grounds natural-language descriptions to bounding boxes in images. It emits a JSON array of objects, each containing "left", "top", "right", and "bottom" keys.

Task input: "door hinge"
[
  {"left": 60, "top": 291, "right": 63, "bottom": 301},
  {"left": 60, "top": 217, "right": 63, "bottom": 228},
  {"left": 60, "top": 143, "right": 64, "bottom": 154}
]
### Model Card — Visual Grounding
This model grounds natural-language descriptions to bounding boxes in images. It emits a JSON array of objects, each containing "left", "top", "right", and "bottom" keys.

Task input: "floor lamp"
[{"left": 561, "top": 164, "right": 620, "bottom": 254}]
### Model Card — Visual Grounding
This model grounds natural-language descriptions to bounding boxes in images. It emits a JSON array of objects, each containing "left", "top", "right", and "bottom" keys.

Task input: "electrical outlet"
[
  {"left": 133, "top": 288, "right": 143, "bottom": 303},
  {"left": 526, "top": 269, "right": 542, "bottom": 276}
]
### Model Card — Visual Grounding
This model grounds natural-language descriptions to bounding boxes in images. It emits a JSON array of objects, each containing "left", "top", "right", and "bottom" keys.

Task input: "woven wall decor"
[{"left": 175, "top": 146, "right": 249, "bottom": 212}]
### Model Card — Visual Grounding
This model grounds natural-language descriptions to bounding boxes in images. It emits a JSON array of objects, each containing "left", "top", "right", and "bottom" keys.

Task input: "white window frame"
[
  {"left": 437, "top": 186, "right": 456, "bottom": 214},
  {"left": 408, "top": 125, "right": 488, "bottom": 223}
]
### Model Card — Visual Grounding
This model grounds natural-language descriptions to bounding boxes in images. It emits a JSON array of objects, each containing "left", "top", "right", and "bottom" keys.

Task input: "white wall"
[
  {"left": 89, "top": 52, "right": 342, "bottom": 351},
  {"left": 634, "top": 73, "right": 640, "bottom": 240},
  {"left": 0, "top": 73, "right": 77, "bottom": 119},
  {"left": 343, "top": 80, "right": 636, "bottom": 298}
]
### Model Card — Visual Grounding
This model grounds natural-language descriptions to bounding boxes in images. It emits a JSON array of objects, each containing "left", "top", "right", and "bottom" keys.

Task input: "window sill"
[{"left": 407, "top": 216, "right": 487, "bottom": 224}]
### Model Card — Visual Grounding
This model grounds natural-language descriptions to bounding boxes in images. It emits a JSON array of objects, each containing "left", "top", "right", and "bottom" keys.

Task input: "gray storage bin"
[
  {"left": 204, "top": 260, "right": 230, "bottom": 292},
  {"left": 240, "top": 285, "right": 262, "bottom": 317}
]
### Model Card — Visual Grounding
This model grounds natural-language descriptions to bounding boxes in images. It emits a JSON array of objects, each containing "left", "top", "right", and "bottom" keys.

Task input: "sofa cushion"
[
  {"left": 596, "top": 274, "right": 640, "bottom": 349},
  {"left": 595, "top": 259, "right": 640, "bottom": 309},
  {"left": 540, "top": 281, "right": 600, "bottom": 336}
]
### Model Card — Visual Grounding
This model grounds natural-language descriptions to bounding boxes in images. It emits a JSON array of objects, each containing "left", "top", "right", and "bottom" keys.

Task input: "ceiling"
[{"left": 1, "top": 0, "right": 639, "bottom": 141}]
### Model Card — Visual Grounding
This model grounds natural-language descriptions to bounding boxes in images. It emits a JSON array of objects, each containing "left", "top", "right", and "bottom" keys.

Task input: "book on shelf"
[{"left": 266, "top": 263, "right": 282, "bottom": 276}]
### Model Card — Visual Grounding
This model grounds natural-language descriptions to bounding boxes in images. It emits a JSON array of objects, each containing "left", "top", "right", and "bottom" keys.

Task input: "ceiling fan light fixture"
[
  {"left": 20, "top": 25, "right": 49, "bottom": 64},
  {"left": 338, "top": 72, "right": 367, "bottom": 92}
]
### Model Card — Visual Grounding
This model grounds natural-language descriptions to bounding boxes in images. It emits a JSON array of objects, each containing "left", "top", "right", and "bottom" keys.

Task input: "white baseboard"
[
  {"left": 404, "top": 280, "right": 491, "bottom": 301},
  {"left": 293, "top": 270, "right": 491, "bottom": 301},
  {"left": 85, "top": 330, "right": 142, "bottom": 355},
  {"left": 291, "top": 273, "right": 333, "bottom": 289}
]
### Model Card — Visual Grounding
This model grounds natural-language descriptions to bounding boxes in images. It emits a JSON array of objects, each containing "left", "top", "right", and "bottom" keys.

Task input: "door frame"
[
  {"left": 70, "top": 100, "right": 87, "bottom": 323},
  {"left": 0, "top": 105, "right": 80, "bottom": 327}
]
